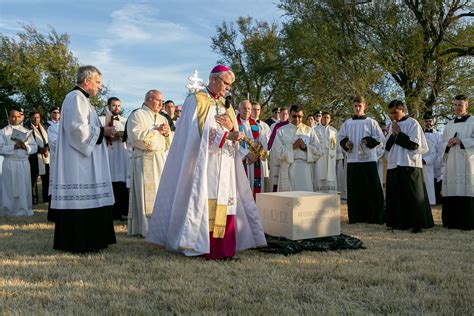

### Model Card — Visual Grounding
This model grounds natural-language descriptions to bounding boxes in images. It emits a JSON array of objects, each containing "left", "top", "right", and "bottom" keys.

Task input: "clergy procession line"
[{"left": 0, "top": 65, "right": 472, "bottom": 260}]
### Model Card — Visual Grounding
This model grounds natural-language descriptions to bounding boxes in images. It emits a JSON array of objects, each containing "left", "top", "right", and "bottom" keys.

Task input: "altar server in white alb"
[
  {"left": 421, "top": 112, "right": 439, "bottom": 206},
  {"left": 313, "top": 112, "right": 343, "bottom": 192},
  {"left": 439, "top": 95, "right": 473, "bottom": 230},
  {"left": 127, "top": 90, "right": 173, "bottom": 237},
  {"left": 385, "top": 99, "right": 433, "bottom": 232},
  {"left": 338, "top": 96, "right": 385, "bottom": 224},
  {"left": 46, "top": 106, "right": 60, "bottom": 221},
  {"left": 99, "top": 97, "right": 129, "bottom": 221},
  {"left": 51, "top": 65, "right": 116, "bottom": 253},
  {"left": 273, "top": 104, "right": 321, "bottom": 192},
  {"left": 0, "top": 108, "right": 37, "bottom": 216},
  {"left": 237, "top": 100, "right": 268, "bottom": 198},
  {"left": 146, "top": 65, "right": 266, "bottom": 260}
]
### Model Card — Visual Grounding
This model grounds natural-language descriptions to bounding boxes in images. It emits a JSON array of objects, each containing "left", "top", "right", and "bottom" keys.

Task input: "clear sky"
[{"left": 0, "top": 0, "right": 283, "bottom": 113}]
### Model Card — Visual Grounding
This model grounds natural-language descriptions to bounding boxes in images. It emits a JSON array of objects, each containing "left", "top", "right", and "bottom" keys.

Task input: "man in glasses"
[
  {"left": 272, "top": 104, "right": 321, "bottom": 191},
  {"left": 265, "top": 107, "right": 280, "bottom": 127},
  {"left": 147, "top": 65, "right": 266, "bottom": 260},
  {"left": 127, "top": 90, "right": 172, "bottom": 237},
  {"left": 44, "top": 107, "right": 61, "bottom": 130}
]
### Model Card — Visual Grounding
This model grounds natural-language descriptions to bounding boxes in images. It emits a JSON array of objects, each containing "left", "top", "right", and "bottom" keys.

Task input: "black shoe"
[{"left": 411, "top": 227, "right": 422, "bottom": 234}]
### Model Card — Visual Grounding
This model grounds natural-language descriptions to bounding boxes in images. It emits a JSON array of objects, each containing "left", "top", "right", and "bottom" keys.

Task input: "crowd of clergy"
[{"left": 0, "top": 64, "right": 472, "bottom": 258}]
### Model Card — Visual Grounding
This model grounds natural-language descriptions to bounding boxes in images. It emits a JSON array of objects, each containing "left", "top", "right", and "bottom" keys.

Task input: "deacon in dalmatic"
[
  {"left": 338, "top": 96, "right": 385, "bottom": 224},
  {"left": 0, "top": 108, "right": 37, "bottom": 216},
  {"left": 50, "top": 65, "right": 116, "bottom": 252},
  {"left": 99, "top": 97, "right": 129, "bottom": 221},
  {"left": 313, "top": 112, "right": 343, "bottom": 193},
  {"left": 439, "top": 95, "right": 473, "bottom": 230},
  {"left": 237, "top": 100, "right": 268, "bottom": 198},
  {"left": 273, "top": 104, "right": 321, "bottom": 192},
  {"left": 146, "top": 65, "right": 266, "bottom": 260},
  {"left": 385, "top": 99, "right": 433, "bottom": 232},
  {"left": 127, "top": 90, "right": 173, "bottom": 237}
]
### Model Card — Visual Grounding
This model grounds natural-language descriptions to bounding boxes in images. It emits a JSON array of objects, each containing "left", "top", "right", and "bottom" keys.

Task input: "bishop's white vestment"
[{"left": 146, "top": 90, "right": 266, "bottom": 257}]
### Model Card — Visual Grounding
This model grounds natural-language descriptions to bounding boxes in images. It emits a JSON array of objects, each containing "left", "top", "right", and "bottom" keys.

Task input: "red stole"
[{"left": 237, "top": 115, "right": 261, "bottom": 199}]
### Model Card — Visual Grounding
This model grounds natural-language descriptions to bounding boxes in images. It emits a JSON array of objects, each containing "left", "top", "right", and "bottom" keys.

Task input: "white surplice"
[
  {"left": 50, "top": 89, "right": 114, "bottom": 210},
  {"left": 313, "top": 124, "right": 343, "bottom": 192},
  {"left": 0, "top": 124, "right": 37, "bottom": 216},
  {"left": 30, "top": 123, "right": 49, "bottom": 175},
  {"left": 385, "top": 117, "right": 428, "bottom": 169},
  {"left": 47, "top": 121, "right": 59, "bottom": 195},
  {"left": 273, "top": 123, "right": 321, "bottom": 191},
  {"left": 127, "top": 105, "right": 173, "bottom": 236},
  {"left": 99, "top": 114, "right": 129, "bottom": 183},
  {"left": 422, "top": 131, "right": 438, "bottom": 205},
  {"left": 440, "top": 116, "right": 474, "bottom": 197},
  {"left": 146, "top": 90, "right": 267, "bottom": 256},
  {"left": 338, "top": 117, "right": 385, "bottom": 163}
]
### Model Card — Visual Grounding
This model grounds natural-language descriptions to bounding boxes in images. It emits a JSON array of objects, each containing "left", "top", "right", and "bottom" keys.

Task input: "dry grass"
[{"left": 0, "top": 203, "right": 473, "bottom": 315}]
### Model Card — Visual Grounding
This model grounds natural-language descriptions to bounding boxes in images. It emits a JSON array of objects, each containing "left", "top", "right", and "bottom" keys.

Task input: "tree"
[
  {"left": 279, "top": 0, "right": 474, "bottom": 121},
  {"left": 211, "top": 17, "right": 285, "bottom": 111},
  {"left": 0, "top": 25, "right": 109, "bottom": 122}
]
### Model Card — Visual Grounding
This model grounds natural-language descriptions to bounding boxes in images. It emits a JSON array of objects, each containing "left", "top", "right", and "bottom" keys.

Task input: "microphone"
[{"left": 224, "top": 92, "right": 232, "bottom": 109}]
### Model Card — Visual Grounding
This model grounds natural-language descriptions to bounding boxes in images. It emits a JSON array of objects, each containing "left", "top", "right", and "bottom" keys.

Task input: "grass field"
[{"left": 1, "top": 203, "right": 473, "bottom": 314}]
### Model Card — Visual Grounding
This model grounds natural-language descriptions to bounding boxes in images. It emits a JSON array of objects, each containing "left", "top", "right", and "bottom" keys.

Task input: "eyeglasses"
[
  {"left": 51, "top": 111, "right": 60, "bottom": 114},
  {"left": 218, "top": 77, "right": 232, "bottom": 86},
  {"left": 292, "top": 115, "right": 303, "bottom": 118}
]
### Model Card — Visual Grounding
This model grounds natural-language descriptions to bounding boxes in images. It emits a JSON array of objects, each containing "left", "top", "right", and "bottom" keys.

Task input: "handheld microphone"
[{"left": 224, "top": 92, "right": 232, "bottom": 109}]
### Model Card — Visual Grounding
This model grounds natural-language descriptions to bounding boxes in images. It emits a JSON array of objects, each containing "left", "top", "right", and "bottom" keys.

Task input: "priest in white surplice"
[
  {"left": 51, "top": 65, "right": 116, "bottom": 253},
  {"left": 273, "top": 105, "right": 321, "bottom": 192},
  {"left": 237, "top": 100, "right": 268, "bottom": 198},
  {"left": 439, "top": 95, "right": 473, "bottom": 230},
  {"left": 127, "top": 90, "right": 173, "bottom": 237},
  {"left": 313, "top": 112, "right": 343, "bottom": 193},
  {"left": 99, "top": 97, "right": 129, "bottom": 221},
  {"left": 146, "top": 65, "right": 266, "bottom": 260},
  {"left": 0, "top": 108, "right": 37, "bottom": 216}
]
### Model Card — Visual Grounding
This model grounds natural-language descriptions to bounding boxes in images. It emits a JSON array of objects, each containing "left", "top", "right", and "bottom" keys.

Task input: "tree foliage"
[
  {"left": 211, "top": 17, "right": 285, "bottom": 110},
  {"left": 212, "top": 1, "right": 473, "bottom": 124},
  {"left": 279, "top": 0, "right": 473, "bottom": 122},
  {"left": 0, "top": 25, "right": 109, "bottom": 124}
]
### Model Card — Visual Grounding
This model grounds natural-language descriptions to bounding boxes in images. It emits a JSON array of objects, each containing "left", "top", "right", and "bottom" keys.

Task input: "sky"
[{"left": 0, "top": 0, "right": 284, "bottom": 113}]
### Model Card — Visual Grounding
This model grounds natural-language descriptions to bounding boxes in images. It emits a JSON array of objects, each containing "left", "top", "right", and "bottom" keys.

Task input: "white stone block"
[{"left": 256, "top": 191, "right": 341, "bottom": 240}]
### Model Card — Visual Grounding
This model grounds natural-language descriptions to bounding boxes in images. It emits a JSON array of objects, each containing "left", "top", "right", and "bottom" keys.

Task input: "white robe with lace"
[
  {"left": 273, "top": 123, "right": 321, "bottom": 192},
  {"left": 0, "top": 125, "right": 37, "bottom": 216},
  {"left": 146, "top": 91, "right": 267, "bottom": 256},
  {"left": 50, "top": 89, "right": 114, "bottom": 210}
]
